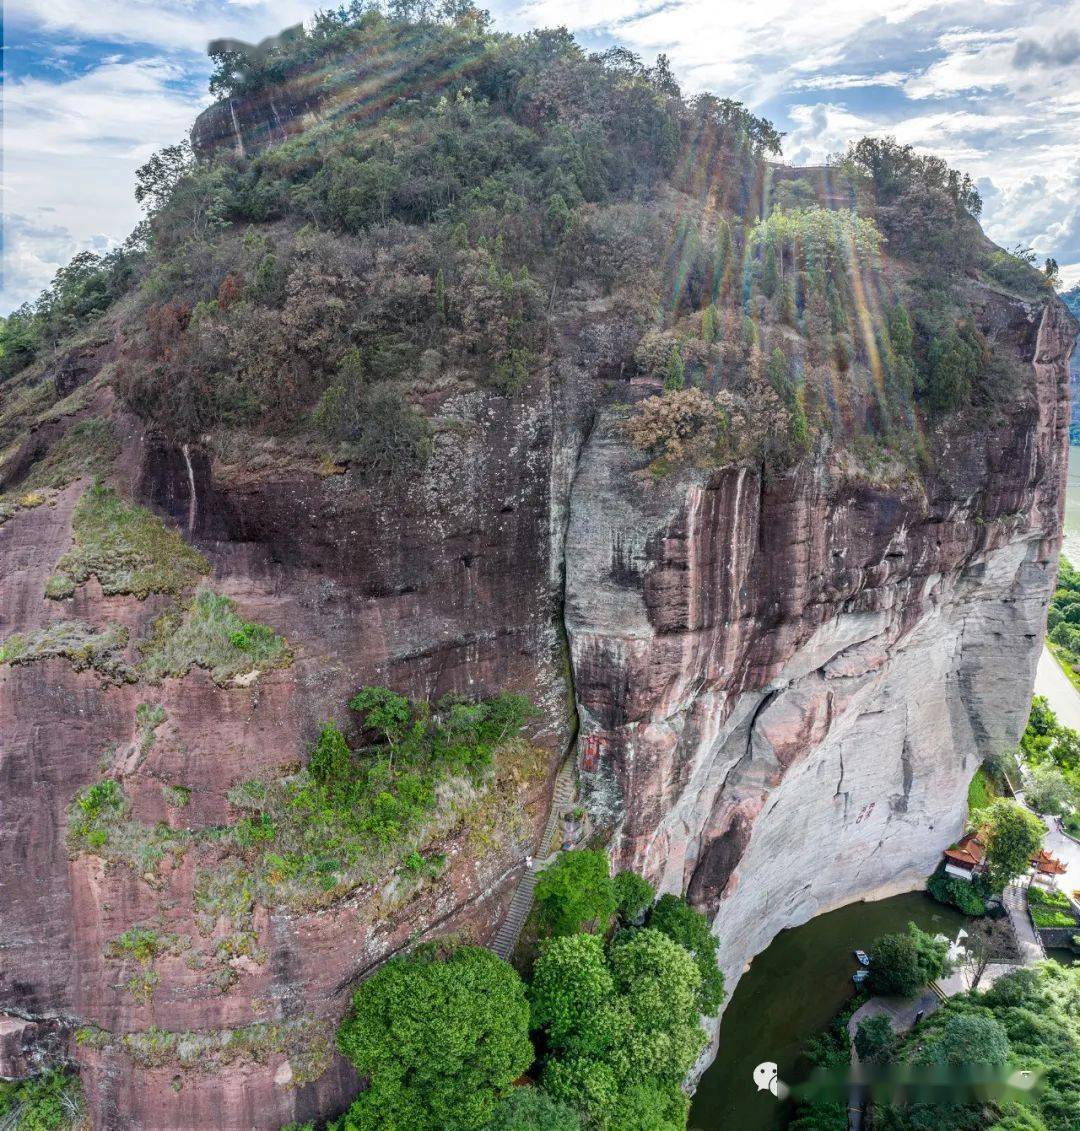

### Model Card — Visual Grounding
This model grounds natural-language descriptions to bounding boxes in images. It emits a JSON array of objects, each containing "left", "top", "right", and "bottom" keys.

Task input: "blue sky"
[{"left": 3, "top": 0, "right": 1079, "bottom": 312}]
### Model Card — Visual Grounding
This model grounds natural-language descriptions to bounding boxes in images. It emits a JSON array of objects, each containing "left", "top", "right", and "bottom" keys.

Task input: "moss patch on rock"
[
  {"left": 76, "top": 1019, "right": 333, "bottom": 1086},
  {"left": 67, "top": 779, "right": 190, "bottom": 871},
  {"left": 0, "top": 619, "right": 135, "bottom": 682},
  {"left": 47, "top": 480, "right": 208, "bottom": 600}
]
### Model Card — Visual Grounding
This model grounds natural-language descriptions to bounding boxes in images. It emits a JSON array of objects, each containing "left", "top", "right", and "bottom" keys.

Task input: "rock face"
[
  {"left": 0, "top": 389, "right": 570, "bottom": 1126},
  {"left": 575, "top": 297, "right": 1074, "bottom": 1034},
  {"left": 0, "top": 237, "right": 1075, "bottom": 1127},
  {"left": 567, "top": 293, "right": 1074, "bottom": 1031}
]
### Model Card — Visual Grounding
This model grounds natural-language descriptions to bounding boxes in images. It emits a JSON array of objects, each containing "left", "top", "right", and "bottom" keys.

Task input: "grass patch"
[
  {"left": 135, "top": 702, "right": 166, "bottom": 753},
  {"left": 107, "top": 924, "right": 192, "bottom": 1004},
  {"left": 140, "top": 587, "right": 292, "bottom": 685},
  {"left": 0, "top": 620, "right": 135, "bottom": 683},
  {"left": 212, "top": 692, "right": 537, "bottom": 911},
  {"left": 107, "top": 925, "right": 190, "bottom": 965},
  {"left": 46, "top": 480, "right": 208, "bottom": 600},
  {"left": 966, "top": 765, "right": 995, "bottom": 814},
  {"left": 19, "top": 417, "right": 119, "bottom": 493},
  {"left": 67, "top": 779, "right": 190, "bottom": 872},
  {"left": 77, "top": 1019, "right": 332, "bottom": 1085},
  {"left": 0, "top": 1068, "right": 84, "bottom": 1130},
  {"left": 162, "top": 784, "right": 191, "bottom": 808},
  {"left": 1027, "top": 885, "right": 1079, "bottom": 928}
]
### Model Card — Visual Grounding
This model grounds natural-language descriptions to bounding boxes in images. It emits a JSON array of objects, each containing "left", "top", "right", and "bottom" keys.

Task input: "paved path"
[
  {"left": 1034, "top": 646, "right": 1080, "bottom": 731},
  {"left": 1003, "top": 882, "right": 1045, "bottom": 964},
  {"left": 847, "top": 987, "right": 942, "bottom": 1052}
]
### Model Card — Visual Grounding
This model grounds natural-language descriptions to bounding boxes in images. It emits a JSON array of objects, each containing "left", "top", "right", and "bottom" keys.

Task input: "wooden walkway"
[{"left": 490, "top": 757, "right": 576, "bottom": 960}]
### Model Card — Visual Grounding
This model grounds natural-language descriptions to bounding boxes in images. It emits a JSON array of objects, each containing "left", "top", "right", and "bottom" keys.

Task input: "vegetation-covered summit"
[{"left": 0, "top": 0, "right": 1061, "bottom": 500}]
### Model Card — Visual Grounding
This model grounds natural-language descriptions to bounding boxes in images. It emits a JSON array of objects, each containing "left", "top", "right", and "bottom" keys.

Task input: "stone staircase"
[{"left": 490, "top": 756, "right": 576, "bottom": 960}]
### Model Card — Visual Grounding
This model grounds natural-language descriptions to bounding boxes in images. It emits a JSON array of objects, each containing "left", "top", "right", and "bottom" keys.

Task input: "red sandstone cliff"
[{"left": 0, "top": 43, "right": 1076, "bottom": 1130}]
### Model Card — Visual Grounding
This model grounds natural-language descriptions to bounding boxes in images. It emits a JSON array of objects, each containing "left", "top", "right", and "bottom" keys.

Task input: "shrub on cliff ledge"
[
  {"left": 217, "top": 690, "right": 536, "bottom": 908},
  {"left": 0, "top": 620, "right": 134, "bottom": 683},
  {"left": 0, "top": 1068, "right": 84, "bottom": 1130},
  {"left": 623, "top": 387, "right": 720, "bottom": 464},
  {"left": 336, "top": 944, "right": 532, "bottom": 1131}
]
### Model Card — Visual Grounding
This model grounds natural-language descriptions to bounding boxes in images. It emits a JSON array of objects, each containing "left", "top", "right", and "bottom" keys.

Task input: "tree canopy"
[
  {"left": 336, "top": 944, "right": 533, "bottom": 1131},
  {"left": 980, "top": 800, "right": 1045, "bottom": 892}
]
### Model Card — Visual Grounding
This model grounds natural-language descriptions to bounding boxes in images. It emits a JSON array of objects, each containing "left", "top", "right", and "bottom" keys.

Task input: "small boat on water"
[
  {"left": 853, "top": 970, "right": 870, "bottom": 984},
  {"left": 854, "top": 949, "right": 870, "bottom": 966}
]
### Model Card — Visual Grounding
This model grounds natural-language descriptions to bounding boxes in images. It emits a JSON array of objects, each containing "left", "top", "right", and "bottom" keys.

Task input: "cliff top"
[{"left": 0, "top": 1, "right": 1071, "bottom": 500}]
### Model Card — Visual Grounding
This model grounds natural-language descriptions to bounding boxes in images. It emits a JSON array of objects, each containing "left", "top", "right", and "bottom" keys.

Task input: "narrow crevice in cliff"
[
  {"left": 554, "top": 408, "right": 599, "bottom": 759},
  {"left": 743, "top": 688, "right": 778, "bottom": 763}
]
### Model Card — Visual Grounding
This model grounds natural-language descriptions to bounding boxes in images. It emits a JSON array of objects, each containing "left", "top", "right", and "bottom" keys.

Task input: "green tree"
[
  {"left": 349, "top": 687, "right": 414, "bottom": 750},
  {"left": 647, "top": 893, "right": 725, "bottom": 1014},
  {"left": 889, "top": 304, "right": 914, "bottom": 356},
  {"left": 612, "top": 871, "right": 654, "bottom": 925},
  {"left": 435, "top": 268, "right": 448, "bottom": 323},
  {"left": 867, "top": 931, "right": 922, "bottom": 997},
  {"left": 1024, "top": 764, "right": 1075, "bottom": 816},
  {"left": 610, "top": 1080, "right": 688, "bottom": 1131},
  {"left": 529, "top": 932, "right": 616, "bottom": 1053},
  {"left": 0, "top": 1069, "right": 83, "bottom": 1131},
  {"left": 534, "top": 850, "right": 617, "bottom": 937},
  {"left": 761, "top": 237, "right": 780, "bottom": 297},
  {"left": 854, "top": 1013, "right": 895, "bottom": 1062},
  {"left": 923, "top": 326, "right": 982, "bottom": 414},
  {"left": 664, "top": 346, "right": 686, "bottom": 391},
  {"left": 607, "top": 928, "right": 705, "bottom": 1076},
  {"left": 309, "top": 721, "right": 352, "bottom": 791},
  {"left": 907, "top": 922, "right": 951, "bottom": 984},
  {"left": 701, "top": 305, "right": 717, "bottom": 344},
  {"left": 920, "top": 1014, "right": 1010, "bottom": 1067},
  {"left": 530, "top": 930, "right": 705, "bottom": 1130},
  {"left": 981, "top": 799, "right": 1044, "bottom": 891},
  {"left": 483, "top": 1087, "right": 581, "bottom": 1131},
  {"left": 778, "top": 278, "right": 797, "bottom": 325},
  {"left": 134, "top": 142, "right": 194, "bottom": 214},
  {"left": 337, "top": 945, "right": 532, "bottom": 1131}
]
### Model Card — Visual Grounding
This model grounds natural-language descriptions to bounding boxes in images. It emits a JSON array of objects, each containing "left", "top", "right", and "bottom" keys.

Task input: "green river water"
[{"left": 689, "top": 893, "right": 967, "bottom": 1131}]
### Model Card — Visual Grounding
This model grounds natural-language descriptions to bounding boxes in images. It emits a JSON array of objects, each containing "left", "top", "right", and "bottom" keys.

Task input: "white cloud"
[
  {"left": 2, "top": 57, "right": 207, "bottom": 309},
  {"left": 788, "top": 71, "right": 910, "bottom": 92},
  {"left": 781, "top": 102, "right": 875, "bottom": 165},
  {"left": 4, "top": 0, "right": 314, "bottom": 55}
]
